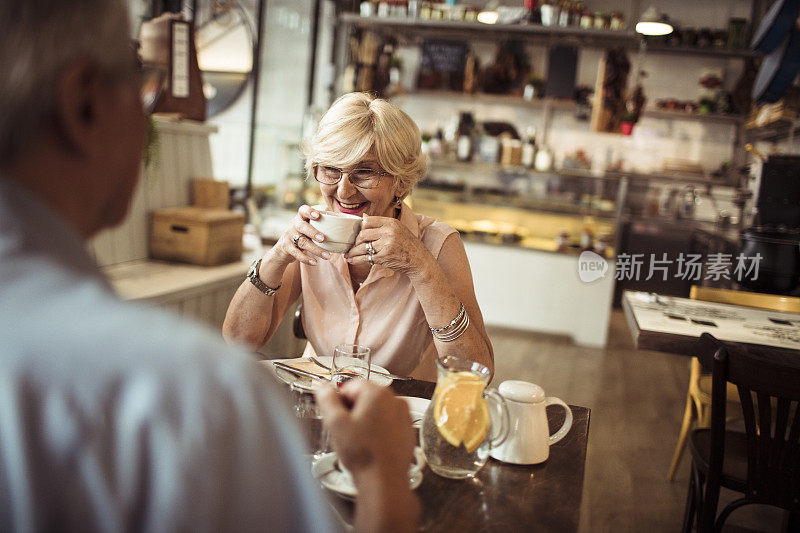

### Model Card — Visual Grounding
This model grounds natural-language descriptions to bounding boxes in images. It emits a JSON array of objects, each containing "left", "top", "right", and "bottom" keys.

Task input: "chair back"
[
  {"left": 696, "top": 333, "right": 800, "bottom": 513},
  {"left": 690, "top": 285, "right": 800, "bottom": 313}
]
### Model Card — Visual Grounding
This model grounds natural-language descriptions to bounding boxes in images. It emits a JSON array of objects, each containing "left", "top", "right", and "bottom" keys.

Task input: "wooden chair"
[
  {"left": 681, "top": 333, "right": 800, "bottom": 532},
  {"left": 667, "top": 286, "right": 800, "bottom": 480}
]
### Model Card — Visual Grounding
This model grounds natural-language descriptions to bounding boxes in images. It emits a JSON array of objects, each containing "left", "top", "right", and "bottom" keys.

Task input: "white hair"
[
  {"left": 302, "top": 92, "right": 427, "bottom": 200},
  {"left": 0, "top": 0, "right": 132, "bottom": 164}
]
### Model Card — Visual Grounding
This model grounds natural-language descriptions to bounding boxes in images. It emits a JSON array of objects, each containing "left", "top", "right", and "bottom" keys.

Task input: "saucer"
[
  {"left": 312, "top": 450, "right": 424, "bottom": 499},
  {"left": 398, "top": 396, "right": 430, "bottom": 428}
]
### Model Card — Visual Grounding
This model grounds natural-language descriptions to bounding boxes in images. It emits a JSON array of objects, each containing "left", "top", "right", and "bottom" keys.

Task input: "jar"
[
  {"left": 540, "top": 2, "right": 559, "bottom": 27},
  {"left": 500, "top": 138, "right": 523, "bottom": 167},
  {"left": 558, "top": 1, "right": 571, "bottom": 27},
  {"left": 610, "top": 12, "right": 624, "bottom": 30},
  {"left": 419, "top": 1, "right": 432, "bottom": 19},
  {"left": 408, "top": 0, "right": 420, "bottom": 18},
  {"left": 593, "top": 12, "right": 607, "bottom": 30},
  {"left": 449, "top": 5, "right": 465, "bottom": 21},
  {"left": 580, "top": 11, "right": 593, "bottom": 29},
  {"left": 681, "top": 27, "right": 698, "bottom": 47},
  {"left": 377, "top": 1, "right": 390, "bottom": 17},
  {"left": 360, "top": 1, "right": 374, "bottom": 17},
  {"left": 728, "top": 18, "right": 748, "bottom": 49}
]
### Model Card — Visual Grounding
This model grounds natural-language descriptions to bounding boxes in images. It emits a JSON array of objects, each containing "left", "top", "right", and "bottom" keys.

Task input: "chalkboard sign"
[{"left": 420, "top": 40, "right": 468, "bottom": 73}]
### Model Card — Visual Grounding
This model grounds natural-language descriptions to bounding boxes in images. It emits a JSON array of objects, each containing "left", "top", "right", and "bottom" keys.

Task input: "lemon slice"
[{"left": 433, "top": 372, "right": 490, "bottom": 453}]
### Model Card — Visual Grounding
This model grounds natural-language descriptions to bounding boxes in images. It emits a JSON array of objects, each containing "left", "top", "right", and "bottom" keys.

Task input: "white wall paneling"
[{"left": 90, "top": 117, "right": 218, "bottom": 267}]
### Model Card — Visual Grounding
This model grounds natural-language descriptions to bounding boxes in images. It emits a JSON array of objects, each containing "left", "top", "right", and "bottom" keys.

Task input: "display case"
[{"left": 409, "top": 159, "right": 624, "bottom": 256}]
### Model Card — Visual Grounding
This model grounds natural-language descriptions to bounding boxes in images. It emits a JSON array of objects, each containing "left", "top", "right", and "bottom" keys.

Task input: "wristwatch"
[{"left": 247, "top": 258, "right": 281, "bottom": 296}]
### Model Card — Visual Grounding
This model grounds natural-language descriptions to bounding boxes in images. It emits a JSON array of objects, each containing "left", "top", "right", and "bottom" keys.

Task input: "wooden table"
[
  {"left": 622, "top": 290, "right": 800, "bottom": 356},
  {"left": 360, "top": 379, "right": 590, "bottom": 532}
]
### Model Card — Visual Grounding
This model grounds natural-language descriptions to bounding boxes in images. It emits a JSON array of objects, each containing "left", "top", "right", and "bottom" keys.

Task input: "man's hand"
[{"left": 315, "top": 381, "right": 420, "bottom": 532}]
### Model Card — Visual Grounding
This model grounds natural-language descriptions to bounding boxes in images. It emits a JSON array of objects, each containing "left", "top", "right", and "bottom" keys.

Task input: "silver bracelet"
[
  {"left": 430, "top": 304, "right": 470, "bottom": 342},
  {"left": 434, "top": 312, "right": 469, "bottom": 342},
  {"left": 430, "top": 304, "right": 465, "bottom": 333}
]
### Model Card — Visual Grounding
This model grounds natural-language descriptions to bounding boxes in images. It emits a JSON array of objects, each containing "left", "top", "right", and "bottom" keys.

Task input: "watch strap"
[{"left": 248, "top": 258, "right": 281, "bottom": 296}]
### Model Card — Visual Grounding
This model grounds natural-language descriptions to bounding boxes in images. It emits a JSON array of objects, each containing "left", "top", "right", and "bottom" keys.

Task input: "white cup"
[
  {"left": 490, "top": 380, "right": 573, "bottom": 465},
  {"left": 309, "top": 210, "right": 362, "bottom": 253}
]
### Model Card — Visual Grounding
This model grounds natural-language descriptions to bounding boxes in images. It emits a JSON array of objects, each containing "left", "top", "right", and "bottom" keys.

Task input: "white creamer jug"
[{"left": 490, "top": 380, "right": 573, "bottom": 465}]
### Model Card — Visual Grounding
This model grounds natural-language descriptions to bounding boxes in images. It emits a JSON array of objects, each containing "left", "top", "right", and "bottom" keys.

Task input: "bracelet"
[
  {"left": 430, "top": 304, "right": 465, "bottom": 333},
  {"left": 434, "top": 312, "right": 469, "bottom": 342},
  {"left": 430, "top": 303, "right": 470, "bottom": 342}
]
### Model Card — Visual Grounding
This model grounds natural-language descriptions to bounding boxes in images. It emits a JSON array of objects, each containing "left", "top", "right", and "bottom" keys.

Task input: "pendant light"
[{"left": 635, "top": 6, "right": 673, "bottom": 36}]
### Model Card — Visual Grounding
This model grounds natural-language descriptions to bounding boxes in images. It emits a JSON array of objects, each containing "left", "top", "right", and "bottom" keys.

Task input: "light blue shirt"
[{"left": 0, "top": 178, "right": 336, "bottom": 532}]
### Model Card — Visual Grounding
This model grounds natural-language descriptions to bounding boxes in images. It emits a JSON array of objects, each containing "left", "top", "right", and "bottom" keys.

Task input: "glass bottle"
[
  {"left": 456, "top": 112, "right": 475, "bottom": 162},
  {"left": 558, "top": 1, "right": 570, "bottom": 27},
  {"left": 521, "top": 126, "right": 537, "bottom": 168},
  {"left": 524, "top": 0, "right": 541, "bottom": 24}
]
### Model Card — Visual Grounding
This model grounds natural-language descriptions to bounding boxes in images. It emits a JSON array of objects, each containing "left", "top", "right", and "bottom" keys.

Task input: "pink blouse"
[{"left": 299, "top": 205, "right": 457, "bottom": 380}]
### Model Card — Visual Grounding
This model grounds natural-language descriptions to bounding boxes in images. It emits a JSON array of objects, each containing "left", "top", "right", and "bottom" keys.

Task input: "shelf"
[
  {"left": 394, "top": 92, "right": 744, "bottom": 126},
  {"left": 745, "top": 119, "right": 800, "bottom": 143},
  {"left": 340, "top": 13, "right": 752, "bottom": 60},
  {"left": 392, "top": 91, "right": 576, "bottom": 109},
  {"left": 426, "top": 158, "right": 724, "bottom": 186},
  {"left": 340, "top": 13, "right": 635, "bottom": 48},
  {"left": 644, "top": 44, "right": 752, "bottom": 60},
  {"left": 641, "top": 109, "right": 745, "bottom": 125}
]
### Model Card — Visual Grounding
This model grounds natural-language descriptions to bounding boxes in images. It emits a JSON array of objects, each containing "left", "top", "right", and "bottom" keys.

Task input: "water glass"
[
  {"left": 332, "top": 344, "right": 371, "bottom": 387},
  {"left": 292, "top": 390, "right": 329, "bottom": 460}
]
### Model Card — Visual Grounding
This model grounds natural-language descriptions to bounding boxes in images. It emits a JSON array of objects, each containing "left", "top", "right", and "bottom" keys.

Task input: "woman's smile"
[{"left": 335, "top": 198, "right": 368, "bottom": 215}]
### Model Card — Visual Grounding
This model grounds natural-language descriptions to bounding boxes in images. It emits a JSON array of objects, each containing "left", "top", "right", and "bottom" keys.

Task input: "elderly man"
[{"left": 0, "top": 1, "right": 419, "bottom": 531}]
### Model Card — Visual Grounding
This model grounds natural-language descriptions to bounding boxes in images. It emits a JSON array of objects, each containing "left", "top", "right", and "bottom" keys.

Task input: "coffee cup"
[{"left": 309, "top": 210, "right": 362, "bottom": 254}]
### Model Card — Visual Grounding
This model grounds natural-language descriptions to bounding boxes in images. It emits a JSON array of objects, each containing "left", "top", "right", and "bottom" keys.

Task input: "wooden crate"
[
  {"left": 193, "top": 178, "right": 229, "bottom": 209},
  {"left": 151, "top": 207, "right": 245, "bottom": 266}
]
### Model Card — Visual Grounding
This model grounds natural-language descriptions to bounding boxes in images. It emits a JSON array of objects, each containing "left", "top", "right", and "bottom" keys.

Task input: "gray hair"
[
  {"left": 0, "top": 0, "right": 133, "bottom": 165},
  {"left": 302, "top": 92, "right": 427, "bottom": 201}
]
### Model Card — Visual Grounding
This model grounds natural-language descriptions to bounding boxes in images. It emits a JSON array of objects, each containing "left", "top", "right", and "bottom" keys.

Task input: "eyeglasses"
[{"left": 314, "top": 165, "right": 389, "bottom": 189}]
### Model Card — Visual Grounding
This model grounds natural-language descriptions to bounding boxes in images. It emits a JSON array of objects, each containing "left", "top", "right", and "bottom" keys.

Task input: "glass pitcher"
[{"left": 420, "top": 356, "right": 509, "bottom": 479}]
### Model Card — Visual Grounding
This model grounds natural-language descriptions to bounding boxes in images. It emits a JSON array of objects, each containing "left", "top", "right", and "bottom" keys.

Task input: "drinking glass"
[
  {"left": 292, "top": 389, "right": 329, "bottom": 460},
  {"left": 332, "top": 344, "right": 371, "bottom": 387}
]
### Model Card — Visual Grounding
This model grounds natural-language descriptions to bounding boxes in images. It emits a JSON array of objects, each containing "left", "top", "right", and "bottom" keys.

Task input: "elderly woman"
[{"left": 223, "top": 92, "right": 492, "bottom": 380}]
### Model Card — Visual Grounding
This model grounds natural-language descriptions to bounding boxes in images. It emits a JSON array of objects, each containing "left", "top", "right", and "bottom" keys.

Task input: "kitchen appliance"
[
  {"left": 747, "top": 154, "right": 800, "bottom": 228},
  {"left": 740, "top": 154, "right": 800, "bottom": 294}
]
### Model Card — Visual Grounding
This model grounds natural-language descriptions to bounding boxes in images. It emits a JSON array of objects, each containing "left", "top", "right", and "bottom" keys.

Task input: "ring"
[
  {"left": 292, "top": 234, "right": 301, "bottom": 248},
  {"left": 366, "top": 241, "right": 376, "bottom": 255},
  {"left": 367, "top": 254, "right": 374, "bottom": 265}
]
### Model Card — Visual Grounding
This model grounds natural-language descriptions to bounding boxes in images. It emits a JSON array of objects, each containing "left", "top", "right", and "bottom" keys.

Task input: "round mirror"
[{"left": 194, "top": 0, "right": 255, "bottom": 117}]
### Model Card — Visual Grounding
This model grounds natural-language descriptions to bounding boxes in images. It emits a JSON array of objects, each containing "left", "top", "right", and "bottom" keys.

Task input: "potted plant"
[
  {"left": 143, "top": 114, "right": 160, "bottom": 177},
  {"left": 619, "top": 108, "right": 637, "bottom": 135}
]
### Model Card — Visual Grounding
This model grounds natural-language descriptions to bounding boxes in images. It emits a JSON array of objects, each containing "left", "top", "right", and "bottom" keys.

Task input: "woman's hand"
[
  {"left": 346, "top": 214, "right": 433, "bottom": 278},
  {"left": 272, "top": 204, "right": 331, "bottom": 266}
]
